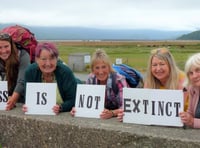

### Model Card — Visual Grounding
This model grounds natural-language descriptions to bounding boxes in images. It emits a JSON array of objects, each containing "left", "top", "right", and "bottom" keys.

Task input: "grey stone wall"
[{"left": 0, "top": 104, "right": 200, "bottom": 148}]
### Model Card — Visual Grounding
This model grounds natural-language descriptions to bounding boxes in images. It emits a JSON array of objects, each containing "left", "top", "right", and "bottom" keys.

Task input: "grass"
[{"left": 52, "top": 40, "right": 200, "bottom": 73}]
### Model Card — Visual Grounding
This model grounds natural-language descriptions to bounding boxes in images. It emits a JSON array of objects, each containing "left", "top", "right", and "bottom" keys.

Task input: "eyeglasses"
[
  {"left": 39, "top": 57, "right": 57, "bottom": 63},
  {"left": 0, "top": 33, "right": 10, "bottom": 40},
  {"left": 151, "top": 48, "right": 169, "bottom": 54}
]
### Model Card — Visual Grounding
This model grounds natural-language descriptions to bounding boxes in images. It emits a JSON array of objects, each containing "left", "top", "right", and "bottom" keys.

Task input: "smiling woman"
[
  {"left": 144, "top": 47, "right": 189, "bottom": 111},
  {"left": 0, "top": 33, "right": 30, "bottom": 110},
  {"left": 22, "top": 42, "right": 78, "bottom": 115},
  {"left": 179, "top": 53, "right": 200, "bottom": 128},
  {"left": 70, "top": 48, "right": 129, "bottom": 119}
]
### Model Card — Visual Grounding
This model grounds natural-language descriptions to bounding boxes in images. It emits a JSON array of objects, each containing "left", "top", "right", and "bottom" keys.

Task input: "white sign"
[
  {"left": 84, "top": 55, "right": 91, "bottom": 63},
  {"left": 25, "top": 83, "right": 57, "bottom": 115},
  {"left": 116, "top": 58, "right": 122, "bottom": 64},
  {"left": 75, "top": 84, "right": 105, "bottom": 118},
  {"left": 0, "top": 81, "right": 8, "bottom": 110},
  {"left": 123, "top": 88, "right": 183, "bottom": 127}
]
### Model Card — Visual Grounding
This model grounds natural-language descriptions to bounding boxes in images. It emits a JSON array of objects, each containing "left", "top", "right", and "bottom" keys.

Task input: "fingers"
[
  {"left": 22, "top": 105, "right": 28, "bottom": 112},
  {"left": 6, "top": 100, "right": 15, "bottom": 111},
  {"left": 70, "top": 107, "right": 76, "bottom": 116},
  {"left": 53, "top": 105, "right": 60, "bottom": 115}
]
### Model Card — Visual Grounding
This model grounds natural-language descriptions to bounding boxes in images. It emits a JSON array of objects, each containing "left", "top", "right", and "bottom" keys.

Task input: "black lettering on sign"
[
  {"left": 143, "top": 100, "right": 149, "bottom": 114},
  {"left": 166, "top": 102, "right": 172, "bottom": 116},
  {"left": 94, "top": 96, "right": 100, "bottom": 109},
  {"left": 78, "top": 94, "right": 101, "bottom": 109},
  {"left": 132, "top": 99, "right": 140, "bottom": 113},
  {"left": 78, "top": 94, "right": 85, "bottom": 107},
  {"left": 36, "top": 92, "right": 47, "bottom": 105},
  {"left": 174, "top": 102, "right": 181, "bottom": 117},
  {"left": 0, "top": 91, "right": 8, "bottom": 102},
  {"left": 124, "top": 98, "right": 131, "bottom": 112}
]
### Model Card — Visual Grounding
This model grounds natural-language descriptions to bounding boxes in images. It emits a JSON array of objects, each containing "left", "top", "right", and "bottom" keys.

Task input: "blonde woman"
[
  {"left": 71, "top": 49, "right": 128, "bottom": 119},
  {"left": 117, "top": 47, "right": 188, "bottom": 121}
]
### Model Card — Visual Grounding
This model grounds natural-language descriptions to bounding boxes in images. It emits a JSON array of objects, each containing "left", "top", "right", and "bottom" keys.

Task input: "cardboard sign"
[
  {"left": 75, "top": 84, "right": 105, "bottom": 118},
  {"left": 123, "top": 88, "right": 183, "bottom": 127},
  {"left": 25, "top": 83, "right": 56, "bottom": 115},
  {"left": 0, "top": 81, "right": 8, "bottom": 110}
]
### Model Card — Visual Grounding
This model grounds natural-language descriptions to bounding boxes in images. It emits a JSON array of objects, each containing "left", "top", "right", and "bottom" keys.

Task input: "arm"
[
  {"left": 6, "top": 51, "right": 30, "bottom": 110},
  {"left": 100, "top": 73, "right": 128, "bottom": 119},
  {"left": 57, "top": 65, "right": 77, "bottom": 112}
]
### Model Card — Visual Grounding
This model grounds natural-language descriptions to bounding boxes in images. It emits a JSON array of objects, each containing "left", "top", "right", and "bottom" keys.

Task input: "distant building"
[{"left": 68, "top": 53, "right": 91, "bottom": 72}]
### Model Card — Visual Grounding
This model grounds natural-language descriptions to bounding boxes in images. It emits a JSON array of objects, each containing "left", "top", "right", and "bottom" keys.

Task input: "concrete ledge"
[{"left": 0, "top": 104, "right": 200, "bottom": 148}]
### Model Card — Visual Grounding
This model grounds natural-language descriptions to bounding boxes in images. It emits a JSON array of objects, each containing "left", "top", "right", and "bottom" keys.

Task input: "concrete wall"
[{"left": 0, "top": 103, "right": 200, "bottom": 148}]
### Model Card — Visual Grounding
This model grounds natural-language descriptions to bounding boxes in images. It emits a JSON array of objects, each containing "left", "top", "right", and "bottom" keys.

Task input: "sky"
[{"left": 1, "top": 0, "right": 200, "bottom": 31}]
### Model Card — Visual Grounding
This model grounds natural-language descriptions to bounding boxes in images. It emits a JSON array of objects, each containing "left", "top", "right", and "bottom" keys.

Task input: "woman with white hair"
[{"left": 179, "top": 53, "right": 200, "bottom": 128}]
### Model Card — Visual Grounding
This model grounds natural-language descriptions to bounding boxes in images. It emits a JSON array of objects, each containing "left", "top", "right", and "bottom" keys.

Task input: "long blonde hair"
[{"left": 145, "top": 48, "right": 182, "bottom": 89}]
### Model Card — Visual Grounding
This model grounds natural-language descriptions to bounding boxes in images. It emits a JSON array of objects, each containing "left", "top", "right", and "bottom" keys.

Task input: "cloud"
[{"left": 1, "top": 0, "right": 200, "bottom": 31}]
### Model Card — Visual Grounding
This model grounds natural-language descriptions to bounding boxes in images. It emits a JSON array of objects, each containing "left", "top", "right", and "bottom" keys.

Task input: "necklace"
[{"left": 42, "top": 73, "right": 55, "bottom": 83}]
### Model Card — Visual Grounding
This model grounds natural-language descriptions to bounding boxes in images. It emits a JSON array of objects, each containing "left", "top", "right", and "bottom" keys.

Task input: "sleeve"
[
  {"left": 187, "top": 87, "right": 200, "bottom": 128},
  {"left": 117, "top": 74, "right": 129, "bottom": 108},
  {"left": 59, "top": 67, "right": 77, "bottom": 112},
  {"left": 193, "top": 118, "right": 200, "bottom": 128},
  {"left": 14, "top": 51, "right": 30, "bottom": 95}
]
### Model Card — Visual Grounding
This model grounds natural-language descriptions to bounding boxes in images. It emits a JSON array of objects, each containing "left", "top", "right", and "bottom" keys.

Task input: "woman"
[
  {"left": 179, "top": 53, "right": 200, "bottom": 128},
  {"left": 144, "top": 48, "right": 186, "bottom": 90},
  {"left": 0, "top": 33, "right": 30, "bottom": 110},
  {"left": 22, "top": 42, "right": 77, "bottom": 114},
  {"left": 71, "top": 48, "right": 128, "bottom": 119},
  {"left": 117, "top": 47, "right": 188, "bottom": 121}
]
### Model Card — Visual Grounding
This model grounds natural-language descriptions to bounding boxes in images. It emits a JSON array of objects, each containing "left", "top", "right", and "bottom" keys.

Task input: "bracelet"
[{"left": 110, "top": 110, "right": 115, "bottom": 117}]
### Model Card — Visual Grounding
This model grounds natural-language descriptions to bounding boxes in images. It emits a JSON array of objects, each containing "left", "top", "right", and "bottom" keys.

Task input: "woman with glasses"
[
  {"left": 179, "top": 53, "right": 200, "bottom": 128},
  {"left": 22, "top": 42, "right": 77, "bottom": 114},
  {"left": 0, "top": 33, "right": 30, "bottom": 110},
  {"left": 117, "top": 47, "right": 188, "bottom": 121}
]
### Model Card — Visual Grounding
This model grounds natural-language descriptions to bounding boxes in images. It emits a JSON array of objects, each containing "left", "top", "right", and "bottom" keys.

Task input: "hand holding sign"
[
  {"left": 123, "top": 88, "right": 184, "bottom": 127},
  {"left": 0, "top": 81, "right": 8, "bottom": 110},
  {"left": 74, "top": 84, "right": 105, "bottom": 118},
  {"left": 25, "top": 83, "right": 56, "bottom": 115}
]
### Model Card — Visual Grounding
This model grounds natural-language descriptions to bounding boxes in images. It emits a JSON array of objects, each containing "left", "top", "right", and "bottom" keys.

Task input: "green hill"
[{"left": 177, "top": 30, "right": 200, "bottom": 40}]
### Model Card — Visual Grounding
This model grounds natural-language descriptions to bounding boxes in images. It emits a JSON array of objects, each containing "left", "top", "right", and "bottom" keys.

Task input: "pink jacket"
[{"left": 187, "top": 86, "right": 200, "bottom": 128}]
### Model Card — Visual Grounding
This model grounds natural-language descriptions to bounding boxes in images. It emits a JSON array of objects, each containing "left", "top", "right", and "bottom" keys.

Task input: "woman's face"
[
  {"left": 92, "top": 60, "right": 110, "bottom": 83},
  {"left": 0, "top": 40, "right": 11, "bottom": 61},
  {"left": 151, "top": 56, "right": 170, "bottom": 85},
  {"left": 188, "top": 66, "right": 200, "bottom": 87},
  {"left": 36, "top": 49, "right": 57, "bottom": 74}
]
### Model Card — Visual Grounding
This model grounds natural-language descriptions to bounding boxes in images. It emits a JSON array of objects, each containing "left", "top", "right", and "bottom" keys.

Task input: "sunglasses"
[
  {"left": 151, "top": 48, "right": 169, "bottom": 54},
  {"left": 0, "top": 33, "right": 10, "bottom": 40}
]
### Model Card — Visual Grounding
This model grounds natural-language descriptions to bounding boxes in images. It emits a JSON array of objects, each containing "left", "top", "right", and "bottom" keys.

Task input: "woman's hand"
[
  {"left": 117, "top": 109, "right": 124, "bottom": 122},
  {"left": 179, "top": 112, "right": 194, "bottom": 127},
  {"left": 6, "top": 96, "right": 17, "bottom": 110},
  {"left": 53, "top": 104, "right": 60, "bottom": 115},
  {"left": 100, "top": 109, "right": 113, "bottom": 119},
  {"left": 22, "top": 104, "right": 28, "bottom": 112},
  {"left": 70, "top": 107, "right": 76, "bottom": 116}
]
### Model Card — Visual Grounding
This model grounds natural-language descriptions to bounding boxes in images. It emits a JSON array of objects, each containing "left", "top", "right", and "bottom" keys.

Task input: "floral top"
[{"left": 86, "top": 72, "right": 128, "bottom": 110}]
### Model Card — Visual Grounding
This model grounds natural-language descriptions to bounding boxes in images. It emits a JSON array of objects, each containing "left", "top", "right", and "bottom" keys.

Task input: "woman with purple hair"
[{"left": 22, "top": 42, "right": 77, "bottom": 114}]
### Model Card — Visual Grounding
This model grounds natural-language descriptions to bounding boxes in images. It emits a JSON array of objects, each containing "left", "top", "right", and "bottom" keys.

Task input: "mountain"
[
  {"left": 177, "top": 30, "right": 200, "bottom": 40},
  {"left": 0, "top": 23, "right": 191, "bottom": 40}
]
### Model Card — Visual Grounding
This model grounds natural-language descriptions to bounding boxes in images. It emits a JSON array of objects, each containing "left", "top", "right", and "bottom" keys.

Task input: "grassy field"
[{"left": 51, "top": 40, "right": 200, "bottom": 73}]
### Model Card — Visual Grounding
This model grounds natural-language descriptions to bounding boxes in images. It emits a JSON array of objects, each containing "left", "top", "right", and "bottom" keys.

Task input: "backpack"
[
  {"left": 112, "top": 64, "right": 144, "bottom": 88},
  {"left": 1, "top": 25, "right": 38, "bottom": 63}
]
